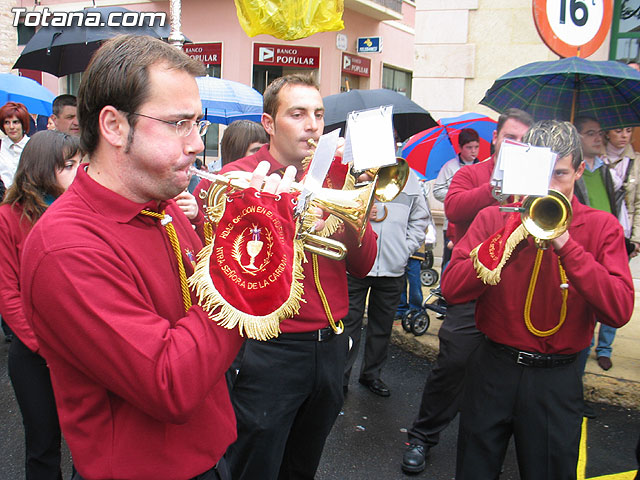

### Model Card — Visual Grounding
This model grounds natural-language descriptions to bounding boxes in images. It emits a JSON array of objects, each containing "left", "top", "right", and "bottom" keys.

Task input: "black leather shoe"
[
  {"left": 359, "top": 378, "right": 390, "bottom": 397},
  {"left": 401, "top": 443, "right": 427, "bottom": 473}
]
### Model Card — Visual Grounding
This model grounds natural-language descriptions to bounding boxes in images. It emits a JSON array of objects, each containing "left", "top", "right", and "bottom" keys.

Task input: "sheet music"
[
  {"left": 498, "top": 141, "right": 556, "bottom": 196},
  {"left": 343, "top": 105, "right": 396, "bottom": 171}
]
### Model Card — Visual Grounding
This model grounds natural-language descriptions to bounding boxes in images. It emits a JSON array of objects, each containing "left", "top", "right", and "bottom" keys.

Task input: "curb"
[{"left": 391, "top": 325, "right": 640, "bottom": 410}]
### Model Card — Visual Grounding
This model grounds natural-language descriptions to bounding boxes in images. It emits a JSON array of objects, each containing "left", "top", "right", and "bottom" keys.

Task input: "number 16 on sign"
[{"left": 533, "top": 0, "right": 613, "bottom": 58}]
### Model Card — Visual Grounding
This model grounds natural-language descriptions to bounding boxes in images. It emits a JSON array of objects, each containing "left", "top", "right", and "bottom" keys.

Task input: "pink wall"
[{"left": 17, "top": 1, "right": 415, "bottom": 98}]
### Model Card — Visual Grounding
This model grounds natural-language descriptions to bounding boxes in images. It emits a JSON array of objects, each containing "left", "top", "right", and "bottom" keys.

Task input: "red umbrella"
[{"left": 400, "top": 113, "right": 497, "bottom": 180}]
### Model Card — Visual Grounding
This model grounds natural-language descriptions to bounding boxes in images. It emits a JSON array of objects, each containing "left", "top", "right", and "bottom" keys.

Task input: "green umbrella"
[{"left": 480, "top": 57, "right": 640, "bottom": 129}]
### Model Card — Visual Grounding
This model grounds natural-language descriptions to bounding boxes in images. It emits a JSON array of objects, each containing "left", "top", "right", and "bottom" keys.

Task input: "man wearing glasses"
[{"left": 20, "top": 35, "right": 295, "bottom": 480}]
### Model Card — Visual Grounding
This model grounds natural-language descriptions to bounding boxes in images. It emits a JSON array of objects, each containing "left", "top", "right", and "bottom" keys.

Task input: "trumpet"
[
  {"left": 500, "top": 189, "right": 572, "bottom": 249},
  {"left": 192, "top": 167, "right": 376, "bottom": 261}
]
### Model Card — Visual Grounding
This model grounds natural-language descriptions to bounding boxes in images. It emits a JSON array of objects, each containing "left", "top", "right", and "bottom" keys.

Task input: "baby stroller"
[
  {"left": 401, "top": 286, "right": 447, "bottom": 336},
  {"left": 420, "top": 240, "right": 439, "bottom": 287}
]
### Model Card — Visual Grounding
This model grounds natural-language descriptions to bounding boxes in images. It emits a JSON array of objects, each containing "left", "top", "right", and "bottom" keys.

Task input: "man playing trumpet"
[
  {"left": 195, "top": 74, "right": 378, "bottom": 480},
  {"left": 443, "top": 120, "right": 634, "bottom": 479}
]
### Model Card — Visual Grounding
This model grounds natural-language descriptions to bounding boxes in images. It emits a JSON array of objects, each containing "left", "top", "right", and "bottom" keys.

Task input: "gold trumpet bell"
[
  {"left": 375, "top": 157, "right": 410, "bottom": 203},
  {"left": 521, "top": 189, "right": 572, "bottom": 248},
  {"left": 312, "top": 178, "right": 378, "bottom": 244}
]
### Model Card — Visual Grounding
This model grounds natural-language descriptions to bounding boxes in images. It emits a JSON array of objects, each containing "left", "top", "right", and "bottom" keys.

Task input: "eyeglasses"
[
  {"left": 581, "top": 129, "right": 605, "bottom": 138},
  {"left": 129, "top": 112, "right": 210, "bottom": 137}
]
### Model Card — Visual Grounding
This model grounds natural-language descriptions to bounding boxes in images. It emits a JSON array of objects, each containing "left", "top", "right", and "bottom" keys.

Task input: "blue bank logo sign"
[{"left": 357, "top": 37, "right": 382, "bottom": 53}]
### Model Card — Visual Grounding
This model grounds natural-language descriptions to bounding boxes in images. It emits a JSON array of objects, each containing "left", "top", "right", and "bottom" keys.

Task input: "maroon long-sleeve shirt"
[
  {"left": 195, "top": 145, "right": 378, "bottom": 332},
  {"left": 442, "top": 197, "right": 633, "bottom": 354},
  {"left": 21, "top": 166, "right": 244, "bottom": 480}
]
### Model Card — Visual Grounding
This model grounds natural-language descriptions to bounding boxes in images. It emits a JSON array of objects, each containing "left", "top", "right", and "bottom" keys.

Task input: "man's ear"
[
  {"left": 99, "top": 106, "right": 128, "bottom": 148},
  {"left": 262, "top": 113, "right": 275, "bottom": 137},
  {"left": 575, "top": 160, "right": 585, "bottom": 180}
]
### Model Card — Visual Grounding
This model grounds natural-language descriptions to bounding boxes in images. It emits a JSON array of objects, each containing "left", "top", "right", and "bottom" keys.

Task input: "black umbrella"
[
  {"left": 13, "top": 6, "right": 177, "bottom": 77},
  {"left": 323, "top": 89, "right": 437, "bottom": 142}
]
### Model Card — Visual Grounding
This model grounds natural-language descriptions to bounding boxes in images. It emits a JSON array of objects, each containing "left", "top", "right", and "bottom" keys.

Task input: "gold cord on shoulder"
[{"left": 141, "top": 210, "right": 192, "bottom": 313}]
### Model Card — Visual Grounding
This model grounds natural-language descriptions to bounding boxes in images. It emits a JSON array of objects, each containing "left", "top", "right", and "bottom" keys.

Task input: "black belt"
[
  {"left": 276, "top": 327, "right": 335, "bottom": 342},
  {"left": 489, "top": 340, "right": 577, "bottom": 368}
]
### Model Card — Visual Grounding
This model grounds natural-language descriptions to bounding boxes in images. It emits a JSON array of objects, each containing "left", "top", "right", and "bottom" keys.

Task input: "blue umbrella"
[
  {"left": 481, "top": 57, "right": 640, "bottom": 129},
  {"left": 196, "top": 77, "right": 263, "bottom": 125},
  {"left": 0, "top": 73, "right": 55, "bottom": 116}
]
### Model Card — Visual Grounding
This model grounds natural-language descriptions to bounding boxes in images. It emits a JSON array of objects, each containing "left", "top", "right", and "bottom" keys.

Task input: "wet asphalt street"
[{"left": 1, "top": 331, "right": 639, "bottom": 479}]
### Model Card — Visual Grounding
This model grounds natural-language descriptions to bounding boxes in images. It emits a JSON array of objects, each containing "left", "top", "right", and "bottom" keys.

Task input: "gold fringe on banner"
[
  {"left": 188, "top": 238, "right": 306, "bottom": 341},
  {"left": 469, "top": 224, "right": 528, "bottom": 285}
]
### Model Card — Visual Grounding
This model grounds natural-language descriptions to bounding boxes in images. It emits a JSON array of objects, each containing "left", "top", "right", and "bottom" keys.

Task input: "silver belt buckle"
[
  {"left": 516, "top": 351, "right": 535, "bottom": 366},
  {"left": 318, "top": 329, "right": 322, "bottom": 341}
]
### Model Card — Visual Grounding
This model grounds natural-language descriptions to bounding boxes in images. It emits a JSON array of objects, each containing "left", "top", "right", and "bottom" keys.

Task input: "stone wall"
[
  {"left": 0, "top": 0, "right": 19, "bottom": 73},
  {"left": 412, "top": 0, "right": 611, "bottom": 121}
]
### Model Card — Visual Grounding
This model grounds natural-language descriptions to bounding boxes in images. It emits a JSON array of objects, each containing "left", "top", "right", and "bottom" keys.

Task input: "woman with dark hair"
[
  {"left": 0, "top": 130, "right": 83, "bottom": 479},
  {"left": 0, "top": 101, "right": 31, "bottom": 188},
  {"left": 220, "top": 119, "right": 268, "bottom": 166}
]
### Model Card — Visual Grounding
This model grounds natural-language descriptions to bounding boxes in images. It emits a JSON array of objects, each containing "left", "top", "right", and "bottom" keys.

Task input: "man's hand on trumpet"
[{"left": 249, "top": 161, "right": 326, "bottom": 232}]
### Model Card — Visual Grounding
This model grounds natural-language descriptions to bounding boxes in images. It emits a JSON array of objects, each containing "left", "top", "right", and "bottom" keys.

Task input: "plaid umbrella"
[
  {"left": 400, "top": 113, "right": 497, "bottom": 180},
  {"left": 196, "top": 77, "right": 263, "bottom": 125},
  {"left": 481, "top": 57, "right": 640, "bottom": 130}
]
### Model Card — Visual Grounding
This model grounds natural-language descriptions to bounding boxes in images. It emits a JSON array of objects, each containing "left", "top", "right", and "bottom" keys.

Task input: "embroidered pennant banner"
[
  {"left": 469, "top": 208, "right": 528, "bottom": 285},
  {"left": 189, "top": 187, "right": 305, "bottom": 340}
]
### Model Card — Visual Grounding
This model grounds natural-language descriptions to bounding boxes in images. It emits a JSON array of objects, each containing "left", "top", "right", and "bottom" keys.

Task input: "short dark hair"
[
  {"left": 458, "top": 128, "right": 480, "bottom": 147},
  {"left": 573, "top": 116, "right": 600, "bottom": 133},
  {"left": 77, "top": 35, "right": 205, "bottom": 154},
  {"left": 263, "top": 74, "right": 319, "bottom": 119},
  {"left": 0, "top": 101, "right": 30, "bottom": 136},
  {"left": 496, "top": 108, "right": 534, "bottom": 134},
  {"left": 523, "top": 120, "right": 583, "bottom": 170},
  {"left": 3, "top": 130, "right": 82, "bottom": 224},
  {"left": 221, "top": 120, "right": 268, "bottom": 166},
  {"left": 52, "top": 94, "right": 77, "bottom": 116}
]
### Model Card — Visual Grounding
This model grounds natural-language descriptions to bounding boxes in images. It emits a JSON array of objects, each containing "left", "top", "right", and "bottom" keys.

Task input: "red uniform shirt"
[
  {"left": 444, "top": 156, "right": 498, "bottom": 243},
  {"left": 0, "top": 203, "right": 38, "bottom": 352},
  {"left": 441, "top": 197, "right": 633, "bottom": 354},
  {"left": 195, "top": 145, "right": 377, "bottom": 333},
  {"left": 20, "top": 167, "right": 244, "bottom": 480}
]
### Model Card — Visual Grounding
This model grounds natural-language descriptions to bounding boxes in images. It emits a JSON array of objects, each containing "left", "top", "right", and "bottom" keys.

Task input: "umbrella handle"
[{"left": 47, "top": 31, "right": 62, "bottom": 55}]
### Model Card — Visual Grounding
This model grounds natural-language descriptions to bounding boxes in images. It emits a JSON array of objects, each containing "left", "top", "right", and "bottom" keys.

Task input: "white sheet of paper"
[
  {"left": 304, "top": 129, "right": 340, "bottom": 192},
  {"left": 500, "top": 142, "right": 556, "bottom": 196},
  {"left": 343, "top": 105, "right": 396, "bottom": 171}
]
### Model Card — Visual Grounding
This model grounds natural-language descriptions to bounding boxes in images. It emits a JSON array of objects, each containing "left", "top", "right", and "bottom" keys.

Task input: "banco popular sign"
[
  {"left": 183, "top": 43, "right": 222, "bottom": 66},
  {"left": 253, "top": 43, "right": 320, "bottom": 68}
]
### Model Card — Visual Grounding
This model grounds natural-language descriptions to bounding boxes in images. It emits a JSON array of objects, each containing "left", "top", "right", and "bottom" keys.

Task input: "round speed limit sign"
[{"left": 533, "top": 0, "right": 613, "bottom": 57}]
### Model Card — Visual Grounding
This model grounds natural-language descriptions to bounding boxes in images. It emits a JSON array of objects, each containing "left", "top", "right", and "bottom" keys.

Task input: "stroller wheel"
[
  {"left": 420, "top": 268, "right": 439, "bottom": 287},
  {"left": 401, "top": 310, "right": 415, "bottom": 332},
  {"left": 411, "top": 311, "right": 430, "bottom": 336}
]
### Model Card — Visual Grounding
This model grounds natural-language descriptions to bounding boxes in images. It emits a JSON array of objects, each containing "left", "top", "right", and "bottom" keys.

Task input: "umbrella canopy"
[
  {"left": 401, "top": 113, "right": 497, "bottom": 180},
  {"left": 13, "top": 6, "right": 174, "bottom": 77},
  {"left": 0, "top": 73, "right": 55, "bottom": 116},
  {"left": 481, "top": 57, "right": 640, "bottom": 130},
  {"left": 196, "top": 77, "right": 263, "bottom": 125},
  {"left": 323, "top": 89, "right": 437, "bottom": 142}
]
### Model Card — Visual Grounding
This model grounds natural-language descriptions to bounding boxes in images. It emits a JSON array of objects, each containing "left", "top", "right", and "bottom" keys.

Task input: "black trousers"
[
  {"left": 8, "top": 335, "right": 62, "bottom": 480},
  {"left": 72, "top": 457, "right": 230, "bottom": 480},
  {"left": 407, "top": 301, "right": 483, "bottom": 447},
  {"left": 456, "top": 338, "right": 583, "bottom": 480},
  {"left": 227, "top": 332, "right": 348, "bottom": 480},
  {"left": 343, "top": 274, "right": 405, "bottom": 385}
]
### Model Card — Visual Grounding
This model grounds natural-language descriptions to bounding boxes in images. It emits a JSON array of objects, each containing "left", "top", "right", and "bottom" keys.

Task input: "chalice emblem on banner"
[
  {"left": 233, "top": 224, "right": 273, "bottom": 275},
  {"left": 246, "top": 225, "right": 263, "bottom": 270}
]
